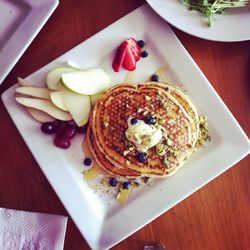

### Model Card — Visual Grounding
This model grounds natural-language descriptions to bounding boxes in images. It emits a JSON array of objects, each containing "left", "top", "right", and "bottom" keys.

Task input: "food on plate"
[
  {"left": 15, "top": 66, "right": 109, "bottom": 148},
  {"left": 87, "top": 82, "right": 201, "bottom": 178},
  {"left": 181, "top": 0, "right": 249, "bottom": 26},
  {"left": 50, "top": 84, "right": 91, "bottom": 126},
  {"left": 26, "top": 108, "right": 55, "bottom": 123},
  {"left": 46, "top": 67, "right": 77, "bottom": 90},
  {"left": 14, "top": 58, "right": 209, "bottom": 203},
  {"left": 61, "top": 68, "right": 111, "bottom": 95},
  {"left": 15, "top": 86, "right": 51, "bottom": 100},
  {"left": 15, "top": 97, "right": 72, "bottom": 121},
  {"left": 112, "top": 38, "right": 147, "bottom": 72}
]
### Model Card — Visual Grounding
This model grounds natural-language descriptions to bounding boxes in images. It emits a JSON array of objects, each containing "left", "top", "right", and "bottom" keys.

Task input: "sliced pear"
[
  {"left": 47, "top": 67, "right": 77, "bottom": 90},
  {"left": 15, "top": 97, "right": 72, "bottom": 121},
  {"left": 50, "top": 91, "right": 68, "bottom": 111},
  {"left": 17, "top": 77, "right": 32, "bottom": 87},
  {"left": 15, "top": 87, "right": 51, "bottom": 100},
  {"left": 26, "top": 107, "right": 55, "bottom": 123},
  {"left": 90, "top": 92, "right": 103, "bottom": 108},
  {"left": 61, "top": 68, "right": 110, "bottom": 95}
]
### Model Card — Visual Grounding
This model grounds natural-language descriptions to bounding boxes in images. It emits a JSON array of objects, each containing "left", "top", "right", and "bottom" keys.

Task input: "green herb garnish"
[{"left": 181, "top": 0, "right": 249, "bottom": 26}]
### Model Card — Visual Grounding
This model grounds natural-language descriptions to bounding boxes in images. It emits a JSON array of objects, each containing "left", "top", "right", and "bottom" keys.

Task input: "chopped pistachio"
[
  {"left": 157, "top": 90, "right": 162, "bottom": 95},
  {"left": 166, "top": 139, "right": 173, "bottom": 146},
  {"left": 156, "top": 143, "right": 166, "bottom": 156},
  {"left": 155, "top": 113, "right": 161, "bottom": 119},
  {"left": 163, "top": 157, "right": 170, "bottom": 165},
  {"left": 196, "top": 115, "right": 210, "bottom": 146},
  {"left": 137, "top": 108, "right": 143, "bottom": 113},
  {"left": 158, "top": 119, "right": 165, "bottom": 125},
  {"left": 103, "top": 121, "right": 109, "bottom": 128},
  {"left": 123, "top": 150, "right": 130, "bottom": 156}
]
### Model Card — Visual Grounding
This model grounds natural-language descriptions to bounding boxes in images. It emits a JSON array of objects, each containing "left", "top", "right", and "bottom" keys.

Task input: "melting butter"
[{"left": 125, "top": 117, "right": 162, "bottom": 152}]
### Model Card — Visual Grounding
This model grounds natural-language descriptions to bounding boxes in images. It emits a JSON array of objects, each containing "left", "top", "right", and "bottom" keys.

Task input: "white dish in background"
[
  {"left": 0, "top": 0, "right": 59, "bottom": 84},
  {"left": 1, "top": 4, "right": 250, "bottom": 250},
  {"left": 146, "top": 0, "right": 250, "bottom": 42}
]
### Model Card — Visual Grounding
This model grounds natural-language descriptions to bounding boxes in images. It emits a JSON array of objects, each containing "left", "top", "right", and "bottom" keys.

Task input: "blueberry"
[
  {"left": 141, "top": 51, "right": 148, "bottom": 58},
  {"left": 83, "top": 157, "right": 92, "bottom": 166},
  {"left": 144, "top": 116, "right": 156, "bottom": 125},
  {"left": 130, "top": 117, "right": 138, "bottom": 125},
  {"left": 123, "top": 181, "right": 132, "bottom": 189},
  {"left": 109, "top": 178, "right": 118, "bottom": 187},
  {"left": 137, "top": 40, "right": 145, "bottom": 48},
  {"left": 151, "top": 74, "right": 160, "bottom": 82},
  {"left": 137, "top": 152, "right": 147, "bottom": 163}
]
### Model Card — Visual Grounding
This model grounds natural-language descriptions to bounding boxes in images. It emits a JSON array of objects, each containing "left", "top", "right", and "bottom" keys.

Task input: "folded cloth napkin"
[{"left": 0, "top": 207, "right": 68, "bottom": 250}]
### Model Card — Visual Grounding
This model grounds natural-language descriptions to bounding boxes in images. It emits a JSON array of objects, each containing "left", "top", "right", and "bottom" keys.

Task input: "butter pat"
[{"left": 125, "top": 117, "right": 162, "bottom": 152}]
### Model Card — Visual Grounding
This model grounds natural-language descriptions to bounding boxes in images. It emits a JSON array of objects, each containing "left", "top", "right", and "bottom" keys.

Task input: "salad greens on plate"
[{"left": 181, "top": 0, "right": 249, "bottom": 26}]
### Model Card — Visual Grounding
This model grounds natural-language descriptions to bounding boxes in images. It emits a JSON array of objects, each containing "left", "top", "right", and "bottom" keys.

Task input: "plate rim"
[
  {"left": 0, "top": 0, "right": 59, "bottom": 85},
  {"left": 146, "top": 0, "right": 250, "bottom": 42}
]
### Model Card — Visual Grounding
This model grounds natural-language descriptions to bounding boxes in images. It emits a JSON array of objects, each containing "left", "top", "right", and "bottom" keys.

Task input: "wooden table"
[{"left": 0, "top": 1, "right": 249, "bottom": 249}]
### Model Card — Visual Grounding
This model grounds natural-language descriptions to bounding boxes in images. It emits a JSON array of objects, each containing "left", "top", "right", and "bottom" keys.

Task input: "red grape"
[
  {"left": 77, "top": 123, "right": 88, "bottom": 134},
  {"left": 55, "top": 120, "right": 68, "bottom": 134},
  {"left": 54, "top": 136, "right": 70, "bottom": 149},
  {"left": 59, "top": 125, "right": 77, "bottom": 140}
]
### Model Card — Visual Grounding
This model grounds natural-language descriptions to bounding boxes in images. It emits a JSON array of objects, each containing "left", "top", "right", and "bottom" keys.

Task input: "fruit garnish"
[
  {"left": 151, "top": 74, "right": 160, "bottom": 82},
  {"left": 112, "top": 41, "right": 128, "bottom": 72},
  {"left": 47, "top": 67, "right": 77, "bottom": 90},
  {"left": 61, "top": 68, "right": 110, "bottom": 95},
  {"left": 123, "top": 45, "right": 136, "bottom": 71},
  {"left": 137, "top": 40, "right": 145, "bottom": 48},
  {"left": 112, "top": 37, "right": 142, "bottom": 72},
  {"left": 141, "top": 50, "right": 148, "bottom": 58},
  {"left": 15, "top": 97, "right": 72, "bottom": 121},
  {"left": 83, "top": 158, "right": 92, "bottom": 166},
  {"left": 15, "top": 86, "right": 51, "bottom": 100}
]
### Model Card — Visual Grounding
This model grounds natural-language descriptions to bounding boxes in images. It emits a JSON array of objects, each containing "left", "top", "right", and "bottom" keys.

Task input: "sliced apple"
[
  {"left": 50, "top": 91, "right": 68, "bottom": 111},
  {"left": 15, "top": 97, "right": 72, "bottom": 121},
  {"left": 61, "top": 68, "right": 110, "bottom": 95},
  {"left": 90, "top": 92, "right": 103, "bottom": 108},
  {"left": 49, "top": 85, "right": 91, "bottom": 126},
  {"left": 47, "top": 67, "right": 77, "bottom": 90},
  {"left": 15, "top": 86, "right": 51, "bottom": 100},
  {"left": 66, "top": 60, "right": 83, "bottom": 70},
  {"left": 26, "top": 107, "right": 55, "bottom": 123}
]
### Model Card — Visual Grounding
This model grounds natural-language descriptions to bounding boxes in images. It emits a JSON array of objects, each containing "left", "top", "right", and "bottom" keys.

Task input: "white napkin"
[{"left": 0, "top": 207, "right": 67, "bottom": 250}]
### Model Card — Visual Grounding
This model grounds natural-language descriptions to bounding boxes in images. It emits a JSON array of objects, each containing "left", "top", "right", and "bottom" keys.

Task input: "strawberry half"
[
  {"left": 126, "top": 38, "right": 140, "bottom": 61},
  {"left": 123, "top": 45, "right": 136, "bottom": 71},
  {"left": 112, "top": 37, "right": 141, "bottom": 72},
  {"left": 112, "top": 41, "right": 128, "bottom": 72}
]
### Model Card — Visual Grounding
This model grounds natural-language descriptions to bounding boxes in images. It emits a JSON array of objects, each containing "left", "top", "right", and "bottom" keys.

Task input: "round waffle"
[{"left": 89, "top": 82, "right": 199, "bottom": 177}]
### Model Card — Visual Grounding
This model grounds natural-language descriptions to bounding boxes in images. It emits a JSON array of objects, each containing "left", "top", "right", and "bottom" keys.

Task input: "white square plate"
[
  {"left": 0, "top": 0, "right": 59, "bottom": 84},
  {"left": 1, "top": 4, "right": 250, "bottom": 250}
]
